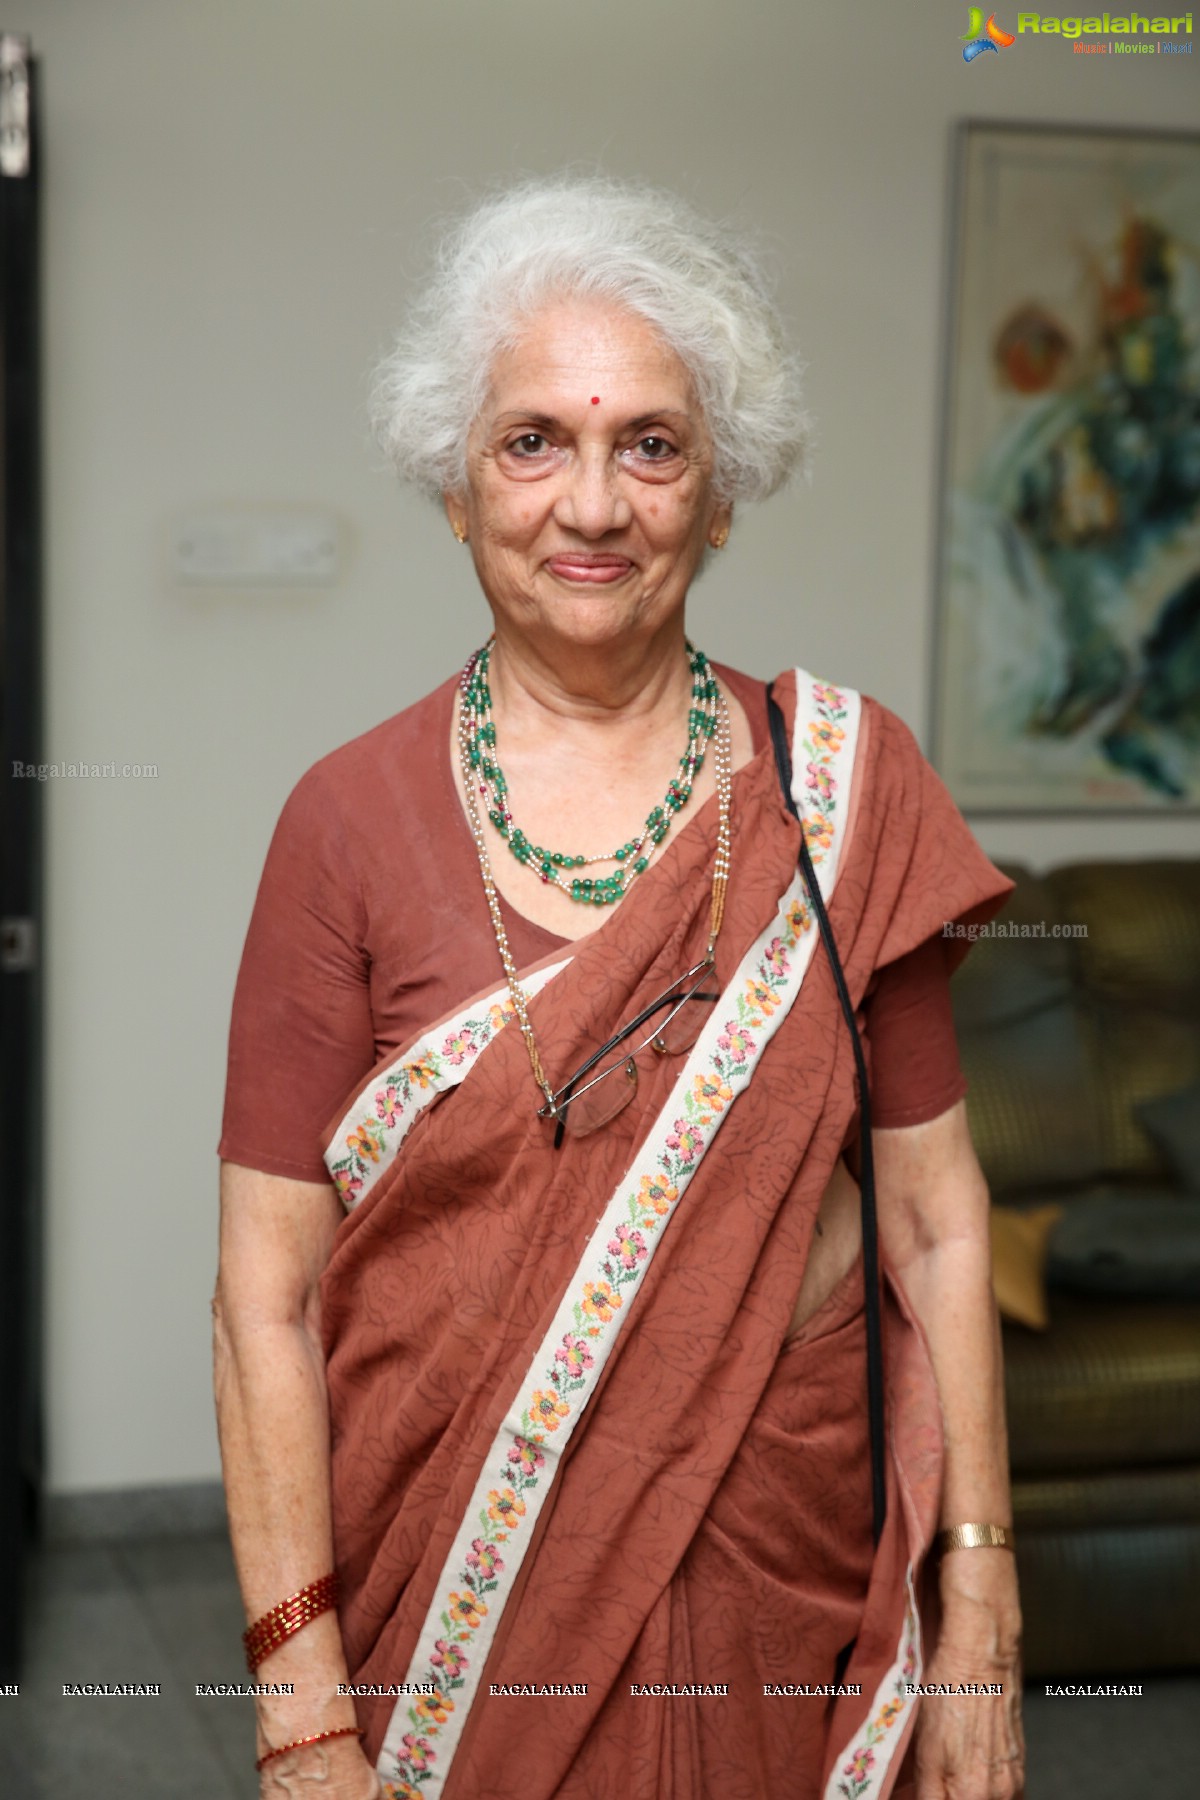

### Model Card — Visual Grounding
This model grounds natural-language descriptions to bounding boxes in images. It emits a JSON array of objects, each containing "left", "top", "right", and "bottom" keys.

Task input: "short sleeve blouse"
[{"left": 218, "top": 668, "right": 967, "bottom": 1183}]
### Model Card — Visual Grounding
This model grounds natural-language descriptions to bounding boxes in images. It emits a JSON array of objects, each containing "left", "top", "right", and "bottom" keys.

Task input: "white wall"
[{"left": 22, "top": 0, "right": 1199, "bottom": 1491}]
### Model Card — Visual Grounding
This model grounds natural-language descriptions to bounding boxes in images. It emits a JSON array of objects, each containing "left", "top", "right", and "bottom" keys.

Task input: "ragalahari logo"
[{"left": 962, "top": 9, "right": 1017, "bottom": 57}]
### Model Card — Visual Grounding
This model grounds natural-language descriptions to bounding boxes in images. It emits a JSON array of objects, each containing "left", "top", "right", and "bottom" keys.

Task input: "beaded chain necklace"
[
  {"left": 460, "top": 637, "right": 720, "bottom": 907},
  {"left": 456, "top": 640, "right": 734, "bottom": 1115}
]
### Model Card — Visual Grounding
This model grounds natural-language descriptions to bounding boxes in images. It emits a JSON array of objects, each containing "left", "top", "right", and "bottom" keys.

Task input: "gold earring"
[
  {"left": 711, "top": 527, "right": 729, "bottom": 550},
  {"left": 452, "top": 521, "right": 467, "bottom": 545}
]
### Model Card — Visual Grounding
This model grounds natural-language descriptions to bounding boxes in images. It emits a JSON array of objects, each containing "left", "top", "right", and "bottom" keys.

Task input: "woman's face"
[{"left": 447, "top": 296, "right": 731, "bottom": 656}]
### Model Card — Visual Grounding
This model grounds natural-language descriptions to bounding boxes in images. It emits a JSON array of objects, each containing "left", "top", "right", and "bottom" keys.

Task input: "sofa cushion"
[
  {"left": 1052, "top": 861, "right": 1200, "bottom": 1183},
  {"left": 1003, "top": 1292, "right": 1200, "bottom": 1472},
  {"left": 991, "top": 1204, "right": 1063, "bottom": 1328},
  {"left": 1011, "top": 1463, "right": 1200, "bottom": 1533},
  {"left": 1136, "top": 1082, "right": 1200, "bottom": 1191},
  {"left": 1009, "top": 1515, "right": 1200, "bottom": 1676},
  {"left": 1082, "top": 1001, "right": 1200, "bottom": 1182},
  {"left": 1048, "top": 861, "right": 1200, "bottom": 1014},
  {"left": 954, "top": 860, "right": 1200, "bottom": 1194},
  {"left": 1047, "top": 1191, "right": 1200, "bottom": 1299},
  {"left": 948, "top": 865, "right": 1075, "bottom": 1031},
  {"left": 959, "top": 1005, "right": 1104, "bottom": 1196},
  {"left": 952, "top": 865, "right": 1106, "bottom": 1195}
]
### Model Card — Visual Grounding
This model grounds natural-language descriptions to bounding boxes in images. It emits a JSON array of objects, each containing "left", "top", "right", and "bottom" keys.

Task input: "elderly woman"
[{"left": 214, "top": 176, "right": 1025, "bottom": 1800}]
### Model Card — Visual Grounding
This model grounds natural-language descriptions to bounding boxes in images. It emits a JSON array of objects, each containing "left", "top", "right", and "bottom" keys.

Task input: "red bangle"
[
  {"left": 255, "top": 1725, "right": 364, "bottom": 1773},
  {"left": 243, "top": 1572, "right": 340, "bottom": 1673}
]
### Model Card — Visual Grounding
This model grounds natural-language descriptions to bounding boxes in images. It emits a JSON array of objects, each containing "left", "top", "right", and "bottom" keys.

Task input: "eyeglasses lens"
[
  {"left": 556, "top": 975, "right": 720, "bottom": 1140},
  {"left": 559, "top": 1054, "right": 640, "bottom": 1138},
  {"left": 649, "top": 982, "right": 719, "bottom": 1055}
]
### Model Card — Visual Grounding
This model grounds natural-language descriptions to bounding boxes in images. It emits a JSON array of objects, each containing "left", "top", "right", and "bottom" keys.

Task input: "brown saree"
[{"left": 318, "top": 668, "right": 1011, "bottom": 1800}]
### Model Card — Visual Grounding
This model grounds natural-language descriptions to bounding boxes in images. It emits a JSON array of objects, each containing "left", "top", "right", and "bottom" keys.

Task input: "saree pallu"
[{"left": 318, "top": 669, "right": 1012, "bottom": 1800}]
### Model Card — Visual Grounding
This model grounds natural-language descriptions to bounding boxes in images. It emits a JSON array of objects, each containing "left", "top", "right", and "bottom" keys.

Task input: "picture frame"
[{"left": 931, "top": 120, "right": 1200, "bottom": 813}]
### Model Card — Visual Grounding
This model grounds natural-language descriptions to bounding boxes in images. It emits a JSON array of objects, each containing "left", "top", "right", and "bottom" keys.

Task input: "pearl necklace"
[{"left": 456, "top": 644, "right": 734, "bottom": 1113}]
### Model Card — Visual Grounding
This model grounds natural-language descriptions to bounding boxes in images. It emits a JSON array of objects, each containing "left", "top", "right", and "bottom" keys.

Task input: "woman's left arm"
[{"left": 875, "top": 1099, "right": 1026, "bottom": 1800}]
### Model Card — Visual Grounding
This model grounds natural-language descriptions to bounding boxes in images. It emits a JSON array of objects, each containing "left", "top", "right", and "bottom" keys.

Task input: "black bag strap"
[{"left": 766, "top": 681, "right": 886, "bottom": 1546}]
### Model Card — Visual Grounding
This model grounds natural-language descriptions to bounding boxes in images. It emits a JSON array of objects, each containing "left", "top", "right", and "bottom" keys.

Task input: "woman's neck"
[
  {"left": 450, "top": 619, "right": 755, "bottom": 945},
  {"left": 486, "top": 618, "right": 694, "bottom": 743}
]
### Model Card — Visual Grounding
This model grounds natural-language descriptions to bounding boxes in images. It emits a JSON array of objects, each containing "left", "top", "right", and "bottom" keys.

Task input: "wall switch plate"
[{"left": 173, "top": 507, "right": 341, "bottom": 586}]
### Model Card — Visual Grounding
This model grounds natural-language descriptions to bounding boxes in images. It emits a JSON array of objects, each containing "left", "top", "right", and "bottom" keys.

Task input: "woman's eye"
[
  {"left": 509, "top": 433, "right": 550, "bottom": 456},
  {"left": 635, "top": 436, "right": 676, "bottom": 460}
]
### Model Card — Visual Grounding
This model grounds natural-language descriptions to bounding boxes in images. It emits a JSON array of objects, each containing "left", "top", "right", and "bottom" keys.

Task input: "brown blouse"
[{"left": 218, "top": 665, "right": 967, "bottom": 1183}]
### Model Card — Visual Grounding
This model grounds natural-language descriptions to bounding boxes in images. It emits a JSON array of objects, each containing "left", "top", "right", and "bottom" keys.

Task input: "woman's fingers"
[{"left": 913, "top": 1663, "right": 1025, "bottom": 1799}]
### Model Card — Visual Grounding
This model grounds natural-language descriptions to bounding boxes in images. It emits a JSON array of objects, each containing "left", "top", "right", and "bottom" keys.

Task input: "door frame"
[{"left": 0, "top": 30, "right": 44, "bottom": 1683}]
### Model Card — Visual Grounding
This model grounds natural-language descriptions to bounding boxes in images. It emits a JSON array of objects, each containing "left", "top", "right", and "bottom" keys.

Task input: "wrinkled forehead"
[{"left": 479, "top": 294, "right": 705, "bottom": 424}]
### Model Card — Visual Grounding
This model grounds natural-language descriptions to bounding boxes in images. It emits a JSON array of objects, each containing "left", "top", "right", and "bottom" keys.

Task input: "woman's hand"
[
  {"left": 259, "top": 1733, "right": 384, "bottom": 1797},
  {"left": 914, "top": 1550, "right": 1025, "bottom": 1799},
  {"left": 216, "top": 1163, "right": 379, "bottom": 1795},
  {"left": 875, "top": 1106, "right": 1025, "bottom": 1797}
]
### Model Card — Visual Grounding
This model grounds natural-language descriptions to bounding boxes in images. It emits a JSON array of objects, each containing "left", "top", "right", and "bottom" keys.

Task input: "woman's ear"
[
  {"left": 442, "top": 492, "right": 468, "bottom": 545},
  {"left": 708, "top": 503, "right": 733, "bottom": 551}
]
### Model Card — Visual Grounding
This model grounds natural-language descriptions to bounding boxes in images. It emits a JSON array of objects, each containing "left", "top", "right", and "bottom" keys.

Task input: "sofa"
[{"left": 949, "top": 858, "right": 1200, "bottom": 1677}]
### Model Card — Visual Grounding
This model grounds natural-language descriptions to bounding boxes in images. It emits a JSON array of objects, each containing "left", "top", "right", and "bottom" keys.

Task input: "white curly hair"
[{"left": 369, "top": 173, "right": 812, "bottom": 506}]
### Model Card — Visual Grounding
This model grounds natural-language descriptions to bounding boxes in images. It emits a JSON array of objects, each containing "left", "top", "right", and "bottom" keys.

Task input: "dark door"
[{"left": 0, "top": 31, "right": 42, "bottom": 1684}]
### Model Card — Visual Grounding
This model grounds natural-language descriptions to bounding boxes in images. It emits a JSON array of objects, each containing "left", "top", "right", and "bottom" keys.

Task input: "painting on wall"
[{"left": 932, "top": 122, "right": 1200, "bottom": 812}]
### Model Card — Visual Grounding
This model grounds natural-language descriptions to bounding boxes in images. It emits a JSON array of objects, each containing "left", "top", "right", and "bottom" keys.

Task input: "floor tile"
[
  {"left": 115, "top": 1533, "right": 257, "bottom": 1791},
  {"left": 1, "top": 1540, "right": 247, "bottom": 1800},
  {"left": 1022, "top": 1672, "right": 1200, "bottom": 1797}
]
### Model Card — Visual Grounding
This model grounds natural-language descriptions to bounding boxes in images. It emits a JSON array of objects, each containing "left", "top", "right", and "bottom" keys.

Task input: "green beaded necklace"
[{"left": 459, "top": 638, "right": 720, "bottom": 907}]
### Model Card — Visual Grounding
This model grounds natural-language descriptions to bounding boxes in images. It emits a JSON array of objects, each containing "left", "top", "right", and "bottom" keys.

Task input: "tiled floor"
[
  {"left": 0, "top": 1534, "right": 1195, "bottom": 1797},
  {"left": 1, "top": 1537, "right": 257, "bottom": 1798}
]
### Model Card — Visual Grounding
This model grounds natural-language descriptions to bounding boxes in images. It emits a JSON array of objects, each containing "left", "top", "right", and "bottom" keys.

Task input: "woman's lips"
[{"left": 546, "top": 554, "right": 633, "bottom": 584}]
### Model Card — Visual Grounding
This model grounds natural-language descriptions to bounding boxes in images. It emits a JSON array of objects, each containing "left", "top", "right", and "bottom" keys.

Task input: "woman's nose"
[{"left": 554, "top": 449, "right": 633, "bottom": 538}]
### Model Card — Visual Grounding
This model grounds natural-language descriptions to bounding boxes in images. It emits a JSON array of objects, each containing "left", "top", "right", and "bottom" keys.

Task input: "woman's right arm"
[{"left": 213, "top": 1160, "right": 382, "bottom": 1799}]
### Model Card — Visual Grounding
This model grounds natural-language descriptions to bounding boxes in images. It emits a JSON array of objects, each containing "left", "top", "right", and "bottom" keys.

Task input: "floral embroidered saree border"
[
  {"left": 324, "top": 959, "right": 572, "bottom": 1211},
  {"left": 826, "top": 1572, "right": 922, "bottom": 1800},
  {"left": 374, "top": 672, "right": 861, "bottom": 1799}
]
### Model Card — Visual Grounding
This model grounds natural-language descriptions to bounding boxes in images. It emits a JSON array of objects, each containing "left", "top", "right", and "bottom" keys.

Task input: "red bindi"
[{"left": 591, "top": 395, "right": 600, "bottom": 404}]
